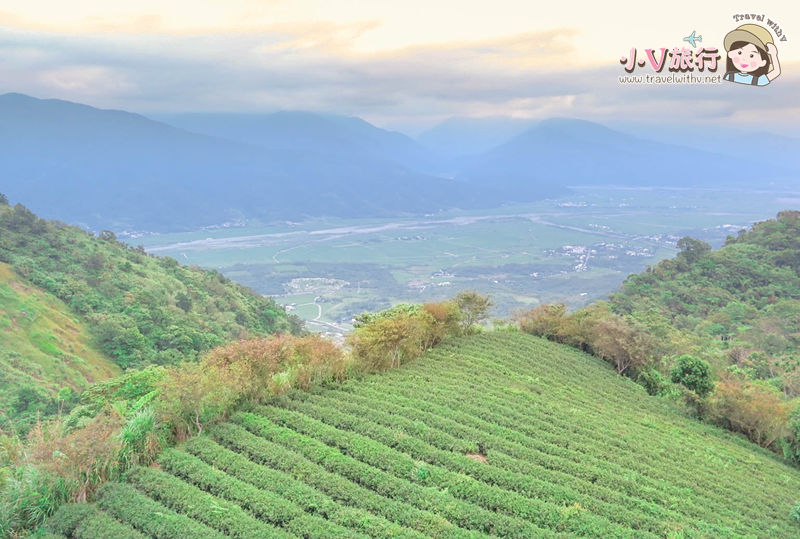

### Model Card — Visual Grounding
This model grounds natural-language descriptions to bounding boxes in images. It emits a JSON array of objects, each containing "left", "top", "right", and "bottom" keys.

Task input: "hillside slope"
[
  {"left": 0, "top": 262, "right": 120, "bottom": 431},
  {"left": 611, "top": 211, "right": 800, "bottom": 396},
  {"left": 47, "top": 332, "right": 800, "bottom": 537},
  {"left": 0, "top": 201, "right": 301, "bottom": 432}
]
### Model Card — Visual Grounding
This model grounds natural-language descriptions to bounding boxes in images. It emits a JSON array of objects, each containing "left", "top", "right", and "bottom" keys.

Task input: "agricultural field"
[
  {"left": 132, "top": 187, "right": 795, "bottom": 337},
  {"left": 44, "top": 332, "right": 800, "bottom": 537}
]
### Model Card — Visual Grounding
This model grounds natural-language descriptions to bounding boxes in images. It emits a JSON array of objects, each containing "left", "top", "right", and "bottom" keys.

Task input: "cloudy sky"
[{"left": 1, "top": 0, "right": 798, "bottom": 134}]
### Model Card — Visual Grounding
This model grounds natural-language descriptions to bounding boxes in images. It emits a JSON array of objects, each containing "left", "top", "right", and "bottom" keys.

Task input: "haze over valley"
[{"left": 3, "top": 92, "right": 799, "bottom": 332}]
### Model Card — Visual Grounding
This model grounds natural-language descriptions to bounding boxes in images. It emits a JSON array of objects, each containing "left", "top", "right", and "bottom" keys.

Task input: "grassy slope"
[
  {"left": 0, "top": 202, "right": 301, "bottom": 433},
  {"left": 0, "top": 262, "right": 119, "bottom": 425},
  {"left": 52, "top": 332, "right": 800, "bottom": 538}
]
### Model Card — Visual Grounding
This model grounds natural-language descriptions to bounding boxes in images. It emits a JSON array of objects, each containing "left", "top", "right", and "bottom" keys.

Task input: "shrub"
[
  {"left": 708, "top": 374, "right": 790, "bottom": 448},
  {"left": 158, "top": 334, "right": 348, "bottom": 439},
  {"left": 43, "top": 503, "right": 96, "bottom": 536},
  {"left": 792, "top": 502, "right": 800, "bottom": 523},
  {"left": 0, "top": 465, "right": 73, "bottom": 536},
  {"left": 782, "top": 407, "right": 800, "bottom": 465},
  {"left": 118, "top": 407, "right": 163, "bottom": 468},
  {"left": 157, "top": 362, "right": 237, "bottom": 439},
  {"left": 637, "top": 368, "right": 671, "bottom": 396},
  {"left": 28, "top": 412, "right": 124, "bottom": 502},
  {"left": 515, "top": 302, "right": 655, "bottom": 375},
  {"left": 514, "top": 303, "right": 570, "bottom": 342},
  {"left": 349, "top": 309, "right": 434, "bottom": 370},
  {"left": 670, "top": 355, "right": 713, "bottom": 398},
  {"left": 96, "top": 482, "right": 226, "bottom": 539},
  {"left": 422, "top": 301, "right": 462, "bottom": 342}
]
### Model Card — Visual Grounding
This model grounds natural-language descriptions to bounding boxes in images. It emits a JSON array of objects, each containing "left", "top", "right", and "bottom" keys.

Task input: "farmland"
[
  {"left": 45, "top": 332, "right": 800, "bottom": 537},
  {"left": 134, "top": 187, "right": 794, "bottom": 337}
]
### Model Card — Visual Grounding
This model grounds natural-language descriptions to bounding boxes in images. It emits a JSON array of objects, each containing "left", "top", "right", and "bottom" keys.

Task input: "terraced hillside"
[{"left": 44, "top": 332, "right": 800, "bottom": 537}]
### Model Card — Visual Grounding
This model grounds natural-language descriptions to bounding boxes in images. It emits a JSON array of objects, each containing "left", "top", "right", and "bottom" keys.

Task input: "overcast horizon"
[{"left": 2, "top": 1, "right": 799, "bottom": 135}]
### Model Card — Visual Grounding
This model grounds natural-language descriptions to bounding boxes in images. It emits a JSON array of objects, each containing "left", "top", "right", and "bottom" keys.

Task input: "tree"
[
  {"left": 455, "top": 290, "right": 492, "bottom": 333},
  {"left": 670, "top": 354, "right": 713, "bottom": 397},
  {"left": 0, "top": 192, "right": 8, "bottom": 205},
  {"left": 588, "top": 313, "right": 654, "bottom": 375},
  {"left": 175, "top": 292, "right": 193, "bottom": 313},
  {"left": 676, "top": 237, "right": 712, "bottom": 264}
]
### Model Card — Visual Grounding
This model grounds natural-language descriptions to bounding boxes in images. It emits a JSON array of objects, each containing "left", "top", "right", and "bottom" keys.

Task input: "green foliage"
[
  {"left": 0, "top": 261, "right": 116, "bottom": 435},
  {"left": 637, "top": 368, "right": 671, "bottom": 396},
  {"left": 791, "top": 502, "right": 800, "bottom": 523},
  {"left": 605, "top": 212, "right": 800, "bottom": 457},
  {"left": 118, "top": 407, "right": 162, "bottom": 468},
  {"left": 782, "top": 407, "right": 800, "bottom": 466},
  {"left": 124, "top": 466, "right": 292, "bottom": 537},
  {"left": 7, "top": 333, "right": 352, "bottom": 537},
  {"left": 454, "top": 290, "right": 493, "bottom": 332},
  {"left": 677, "top": 237, "right": 712, "bottom": 263},
  {"left": 64, "top": 366, "right": 166, "bottom": 431},
  {"left": 0, "top": 465, "right": 73, "bottom": 536},
  {"left": 0, "top": 203, "right": 302, "bottom": 374},
  {"left": 670, "top": 355, "right": 714, "bottom": 398},
  {"left": 351, "top": 302, "right": 422, "bottom": 328},
  {"left": 0, "top": 192, "right": 8, "bottom": 205},
  {"left": 708, "top": 375, "right": 791, "bottom": 449},
  {"left": 348, "top": 294, "right": 491, "bottom": 373},
  {"left": 0, "top": 202, "right": 303, "bottom": 437},
  {"left": 182, "top": 436, "right": 417, "bottom": 537},
  {"left": 612, "top": 212, "right": 800, "bottom": 397},
  {"left": 42, "top": 502, "right": 96, "bottom": 536},
  {"left": 348, "top": 308, "right": 434, "bottom": 370}
]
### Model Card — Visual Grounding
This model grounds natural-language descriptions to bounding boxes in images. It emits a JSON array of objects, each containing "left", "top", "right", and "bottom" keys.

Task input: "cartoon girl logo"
[{"left": 723, "top": 24, "right": 781, "bottom": 85}]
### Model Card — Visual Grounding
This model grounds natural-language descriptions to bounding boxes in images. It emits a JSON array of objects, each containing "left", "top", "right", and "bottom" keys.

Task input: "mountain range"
[{"left": 2, "top": 92, "right": 798, "bottom": 231}]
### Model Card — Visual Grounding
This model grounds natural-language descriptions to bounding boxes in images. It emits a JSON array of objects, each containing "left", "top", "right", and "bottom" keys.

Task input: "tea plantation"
[{"left": 43, "top": 332, "right": 800, "bottom": 537}]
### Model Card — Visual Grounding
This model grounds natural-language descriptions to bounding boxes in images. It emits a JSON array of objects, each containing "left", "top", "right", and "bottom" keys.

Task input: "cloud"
[{"left": 0, "top": 23, "right": 797, "bottom": 134}]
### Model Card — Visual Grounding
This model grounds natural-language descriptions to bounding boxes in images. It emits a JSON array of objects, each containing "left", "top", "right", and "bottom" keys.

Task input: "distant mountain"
[
  {"left": 0, "top": 93, "right": 525, "bottom": 231},
  {"left": 153, "top": 111, "right": 442, "bottom": 175},
  {"left": 617, "top": 123, "right": 800, "bottom": 177},
  {"left": 457, "top": 118, "right": 783, "bottom": 192},
  {"left": 417, "top": 116, "right": 533, "bottom": 160}
]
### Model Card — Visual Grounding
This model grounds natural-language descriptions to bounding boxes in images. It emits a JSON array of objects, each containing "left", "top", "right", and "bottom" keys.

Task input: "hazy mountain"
[
  {"left": 458, "top": 118, "right": 785, "bottom": 192},
  {"left": 154, "top": 111, "right": 441, "bottom": 174},
  {"left": 0, "top": 93, "right": 525, "bottom": 231},
  {"left": 617, "top": 123, "right": 800, "bottom": 176},
  {"left": 417, "top": 116, "right": 533, "bottom": 160}
]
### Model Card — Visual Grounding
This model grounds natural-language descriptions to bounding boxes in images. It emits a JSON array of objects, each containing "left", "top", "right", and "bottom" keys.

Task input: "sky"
[{"left": 1, "top": 0, "right": 798, "bottom": 134}]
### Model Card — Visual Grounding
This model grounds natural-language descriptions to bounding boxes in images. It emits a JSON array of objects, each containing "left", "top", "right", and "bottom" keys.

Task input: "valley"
[{"left": 135, "top": 186, "right": 793, "bottom": 337}]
